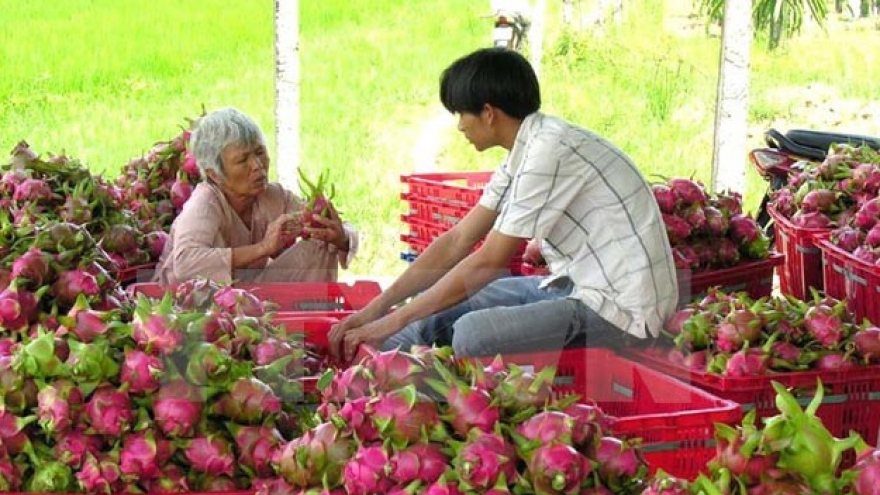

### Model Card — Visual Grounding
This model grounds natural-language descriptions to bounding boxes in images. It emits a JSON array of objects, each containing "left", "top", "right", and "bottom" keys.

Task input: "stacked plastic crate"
[{"left": 399, "top": 172, "right": 530, "bottom": 274}]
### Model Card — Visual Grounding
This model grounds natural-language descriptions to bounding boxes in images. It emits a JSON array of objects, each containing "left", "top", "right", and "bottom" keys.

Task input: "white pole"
[
  {"left": 275, "top": 0, "right": 300, "bottom": 192},
  {"left": 711, "top": 0, "right": 752, "bottom": 194}
]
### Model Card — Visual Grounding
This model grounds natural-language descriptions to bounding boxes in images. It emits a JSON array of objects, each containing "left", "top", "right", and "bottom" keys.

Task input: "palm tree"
[{"left": 698, "top": 0, "right": 828, "bottom": 50}]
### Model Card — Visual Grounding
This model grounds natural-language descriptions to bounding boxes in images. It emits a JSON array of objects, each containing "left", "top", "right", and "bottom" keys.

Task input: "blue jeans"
[{"left": 381, "top": 276, "right": 624, "bottom": 357}]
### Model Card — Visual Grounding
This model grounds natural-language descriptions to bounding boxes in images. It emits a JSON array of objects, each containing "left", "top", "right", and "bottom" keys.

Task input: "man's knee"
[{"left": 450, "top": 314, "right": 490, "bottom": 357}]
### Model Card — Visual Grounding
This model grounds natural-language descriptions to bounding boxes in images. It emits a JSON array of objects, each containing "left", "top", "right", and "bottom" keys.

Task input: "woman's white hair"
[{"left": 189, "top": 107, "right": 264, "bottom": 179}]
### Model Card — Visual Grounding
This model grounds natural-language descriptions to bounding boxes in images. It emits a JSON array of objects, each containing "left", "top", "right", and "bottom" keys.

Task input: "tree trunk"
[
  {"left": 711, "top": 0, "right": 752, "bottom": 194},
  {"left": 275, "top": 0, "right": 300, "bottom": 192}
]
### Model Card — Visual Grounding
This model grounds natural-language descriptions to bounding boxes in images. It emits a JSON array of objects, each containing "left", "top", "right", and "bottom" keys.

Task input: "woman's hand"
[
  {"left": 262, "top": 213, "right": 300, "bottom": 257},
  {"left": 304, "top": 201, "right": 348, "bottom": 250}
]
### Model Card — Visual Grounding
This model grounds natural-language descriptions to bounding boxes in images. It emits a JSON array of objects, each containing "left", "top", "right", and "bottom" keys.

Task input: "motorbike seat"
[{"left": 765, "top": 128, "right": 880, "bottom": 161}]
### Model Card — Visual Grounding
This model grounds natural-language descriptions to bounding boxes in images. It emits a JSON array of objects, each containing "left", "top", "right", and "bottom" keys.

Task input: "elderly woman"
[{"left": 153, "top": 107, "right": 358, "bottom": 285}]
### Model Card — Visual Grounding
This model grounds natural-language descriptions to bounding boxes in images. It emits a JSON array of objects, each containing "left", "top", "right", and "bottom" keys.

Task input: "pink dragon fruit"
[
  {"left": 84, "top": 384, "right": 134, "bottom": 436},
  {"left": 52, "top": 268, "right": 101, "bottom": 308},
  {"left": 453, "top": 429, "right": 518, "bottom": 491},
  {"left": 10, "top": 247, "right": 52, "bottom": 288},
  {"left": 170, "top": 173, "right": 194, "bottom": 211},
  {"left": 702, "top": 205, "right": 729, "bottom": 236},
  {"left": 852, "top": 447, "right": 880, "bottom": 495},
  {"left": 526, "top": 443, "right": 592, "bottom": 494},
  {"left": 854, "top": 326, "right": 880, "bottom": 364},
  {"left": 0, "top": 451, "right": 21, "bottom": 491},
  {"left": 371, "top": 384, "right": 442, "bottom": 444},
  {"left": 141, "top": 463, "right": 190, "bottom": 493},
  {"left": 321, "top": 364, "right": 373, "bottom": 403},
  {"left": 724, "top": 348, "right": 768, "bottom": 377},
  {"left": 800, "top": 189, "right": 840, "bottom": 213},
  {"left": 855, "top": 197, "right": 880, "bottom": 230},
  {"left": 423, "top": 475, "right": 465, "bottom": 495},
  {"left": 662, "top": 213, "right": 693, "bottom": 244},
  {"left": 343, "top": 444, "right": 396, "bottom": 495},
  {"left": 427, "top": 372, "right": 501, "bottom": 437},
  {"left": 326, "top": 395, "right": 381, "bottom": 442},
  {"left": 131, "top": 311, "right": 183, "bottom": 357},
  {"left": 119, "top": 431, "right": 163, "bottom": 480},
  {"left": 273, "top": 422, "right": 355, "bottom": 488},
  {"left": 36, "top": 379, "right": 84, "bottom": 434},
  {"left": 803, "top": 305, "right": 846, "bottom": 348},
  {"left": 360, "top": 347, "right": 428, "bottom": 392},
  {"left": 184, "top": 433, "right": 236, "bottom": 476},
  {"left": 515, "top": 410, "right": 575, "bottom": 446},
  {"left": 145, "top": 230, "right": 169, "bottom": 261},
  {"left": 832, "top": 225, "right": 865, "bottom": 252},
  {"left": 671, "top": 244, "right": 700, "bottom": 270},
  {"left": 231, "top": 424, "right": 284, "bottom": 478},
  {"left": 212, "top": 377, "right": 281, "bottom": 424},
  {"left": 152, "top": 378, "right": 204, "bottom": 438},
  {"left": 668, "top": 177, "right": 708, "bottom": 206},
  {"left": 0, "top": 408, "right": 36, "bottom": 455},
  {"left": 390, "top": 442, "right": 449, "bottom": 485},
  {"left": 212, "top": 285, "right": 265, "bottom": 317},
  {"left": 867, "top": 223, "right": 880, "bottom": 248},
  {"left": 119, "top": 349, "right": 164, "bottom": 394},
  {"left": 640, "top": 472, "right": 690, "bottom": 494},
  {"left": 54, "top": 428, "right": 104, "bottom": 469},
  {"left": 652, "top": 183, "right": 676, "bottom": 214},
  {"left": 562, "top": 401, "right": 610, "bottom": 447},
  {"left": 792, "top": 210, "right": 833, "bottom": 229},
  {"left": 492, "top": 364, "right": 554, "bottom": 415},
  {"left": 679, "top": 203, "right": 707, "bottom": 232},
  {"left": 591, "top": 436, "right": 646, "bottom": 488},
  {"left": 12, "top": 178, "right": 54, "bottom": 202}
]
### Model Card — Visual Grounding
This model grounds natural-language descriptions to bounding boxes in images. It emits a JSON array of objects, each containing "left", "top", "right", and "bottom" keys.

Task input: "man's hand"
[{"left": 328, "top": 306, "right": 393, "bottom": 362}]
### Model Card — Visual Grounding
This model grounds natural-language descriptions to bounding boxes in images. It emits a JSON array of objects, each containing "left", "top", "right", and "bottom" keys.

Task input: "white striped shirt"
[{"left": 479, "top": 112, "right": 678, "bottom": 338}]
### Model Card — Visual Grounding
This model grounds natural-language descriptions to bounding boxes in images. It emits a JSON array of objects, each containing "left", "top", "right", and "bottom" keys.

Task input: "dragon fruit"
[
  {"left": 640, "top": 472, "right": 690, "bottom": 494},
  {"left": 184, "top": 433, "right": 236, "bottom": 476},
  {"left": 328, "top": 395, "right": 381, "bottom": 442},
  {"left": 371, "top": 384, "right": 442, "bottom": 444},
  {"left": 855, "top": 197, "right": 880, "bottom": 230},
  {"left": 453, "top": 429, "right": 518, "bottom": 491},
  {"left": 427, "top": 369, "right": 500, "bottom": 437},
  {"left": 52, "top": 268, "right": 101, "bottom": 308},
  {"left": 492, "top": 364, "right": 554, "bottom": 415},
  {"left": 360, "top": 347, "right": 427, "bottom": 392},
  {"left": 84, "top": 384, "right": 134, "bottom": 436},
  {"left": 141, "top": 463, "right": 190, "bottom": 494},
  {"left": 832, "top": 225, "right": 864, "bottom": 252},
  {"left": 25, "top": 460, "right": 75, "bottom": 493},
  {"left": 515, "top": 410, "right": 575, "bottom": 447},
  {"left": 36, "top": 379, "right": 84, "bottom": 434},
  {"left": 170, "top": 173, "right": 195, "bottom": 211},
  {"left": 800, "top": 189, "right": 840, "bottom": 213},
  {"left": 152, "top": 378, "right": 204, "bottom": 438},
  {"left": 668, "top": 177, "right": 708, "bottom": 206},
  {"left": 119, "top": 349, "right": 164, "bottom": 394},
  {"left": 213, "top": 286, "right": 265, "bottom": 317},
  {"left": 525, "top": 443, "right": 591, "bottom": 495},
  {"left": 724, "top": 348, "right": 768, "bottom": 377},
  {"left": 854, "top": 326, "right": 880, "bottom": 363},
  {"left": 803, "top": 305, "right": 846, "bottom": 348},
  {"left": 852, "top": 447, "right": 880, "bottom": 495},
  {"left": 10, "top": 247, "right": 52, "bottom": 288},
  {"left": 342, "top": 444, "right": 395, "bottom": 495},
  {"left": 390, "top": 442, "right": 449, "bottom": 485},
  {"left": 212, "top": 377, "right": 281, "bottom": 424},
  {"left": 54, "top": 428, "right": 104, "bottom": 469},
  {"left": 119, "top": 431, "right": 163, "bottom": 480},
  {"left": 662, "top": 213, "right": 693, "bottom": 244},
  {"left": 321, "top": 363, "right": 373, "bottom": 403},
  {"left": 591, "top": 436, "right": 646, "bottom": 488},
  {"left": 231, "top": 424, "right": 284, "bottom": 478},
  {"left": 12, "top": 178, "right": 54, "bottom": 203},
  {"left": 273, "top": 422, "right": 354, "bottom": 488},
  {"left": 652, "top": 183, "right": 677, "bottom": 214},
  {"left": 131, "top": 304, "right": 184, "bottom": 356}
]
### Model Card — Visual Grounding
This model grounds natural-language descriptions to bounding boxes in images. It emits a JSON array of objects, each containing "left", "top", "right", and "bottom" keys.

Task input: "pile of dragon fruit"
[
  {"left": 652, "top": 288, "right": 880, "bottom": 376},
  {"left": 0, "top": 277, "right": 328, "bottom": 493},
  {"left": 652, "top": 177, "right": 771, "bottom": 271},
  {"left": 685, "top": 379, "right": 880, "bottom": 494},
  {"left": 769, "top": 144, "right": 880, "bottom": 262},
  {"left": 257, "top": 344, "right": 663, "bottom": 495}
]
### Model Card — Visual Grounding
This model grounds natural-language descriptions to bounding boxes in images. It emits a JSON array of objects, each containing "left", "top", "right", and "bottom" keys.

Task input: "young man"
[{"left": 329, "top": 47, "right": 677, "bottom": 361}]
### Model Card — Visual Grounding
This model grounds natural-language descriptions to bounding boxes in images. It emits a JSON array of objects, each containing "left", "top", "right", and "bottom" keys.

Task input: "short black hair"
[{"left": 439, "top": 47, "right": 541, "bottom": 119}]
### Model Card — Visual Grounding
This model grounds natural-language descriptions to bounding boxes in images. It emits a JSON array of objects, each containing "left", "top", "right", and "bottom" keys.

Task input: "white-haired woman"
[{"left": 153, "top": 107, "right": 358, "bottom": 285}]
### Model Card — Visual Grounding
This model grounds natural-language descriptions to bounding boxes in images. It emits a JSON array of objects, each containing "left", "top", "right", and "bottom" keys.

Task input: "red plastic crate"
[
  {"left": 476, "top": 348, "right": 742, "bottom": 480},
  {"left": 818, "top": 237, "right": 880, "bottom": 325},
  {"left": 624, "top": 345, "right": 880, "bottom": 466},
  {"left": 400, "top": 171, "right": 492, "bottom": 208},
  {"left": 676, "top": 253, "right": 784, "bottom": 305},
  {"left": 114, "top": 262, "right": 158, "bottom": 285},
  {"left": 401, "top": 191, "right": 473, "bottom": 226},
  {"left": 768, "top": 204, "right": 830, "bottom": 299},
  {"left": 127, "top": 281, "right": 381, "bottom": 313}
]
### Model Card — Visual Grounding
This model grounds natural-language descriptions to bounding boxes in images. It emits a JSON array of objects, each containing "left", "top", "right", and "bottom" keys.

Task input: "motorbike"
[
  {"left": 490, "top": 6, "right": 530, "bottom": 51},
  {"left": 748, "top": 128, "right": 880, "bottom": 239}
]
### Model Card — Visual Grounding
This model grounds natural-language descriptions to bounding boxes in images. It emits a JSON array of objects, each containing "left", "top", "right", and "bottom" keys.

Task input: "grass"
[{"left": 3, "top": 0, "right": 880, "bottom": 278}]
